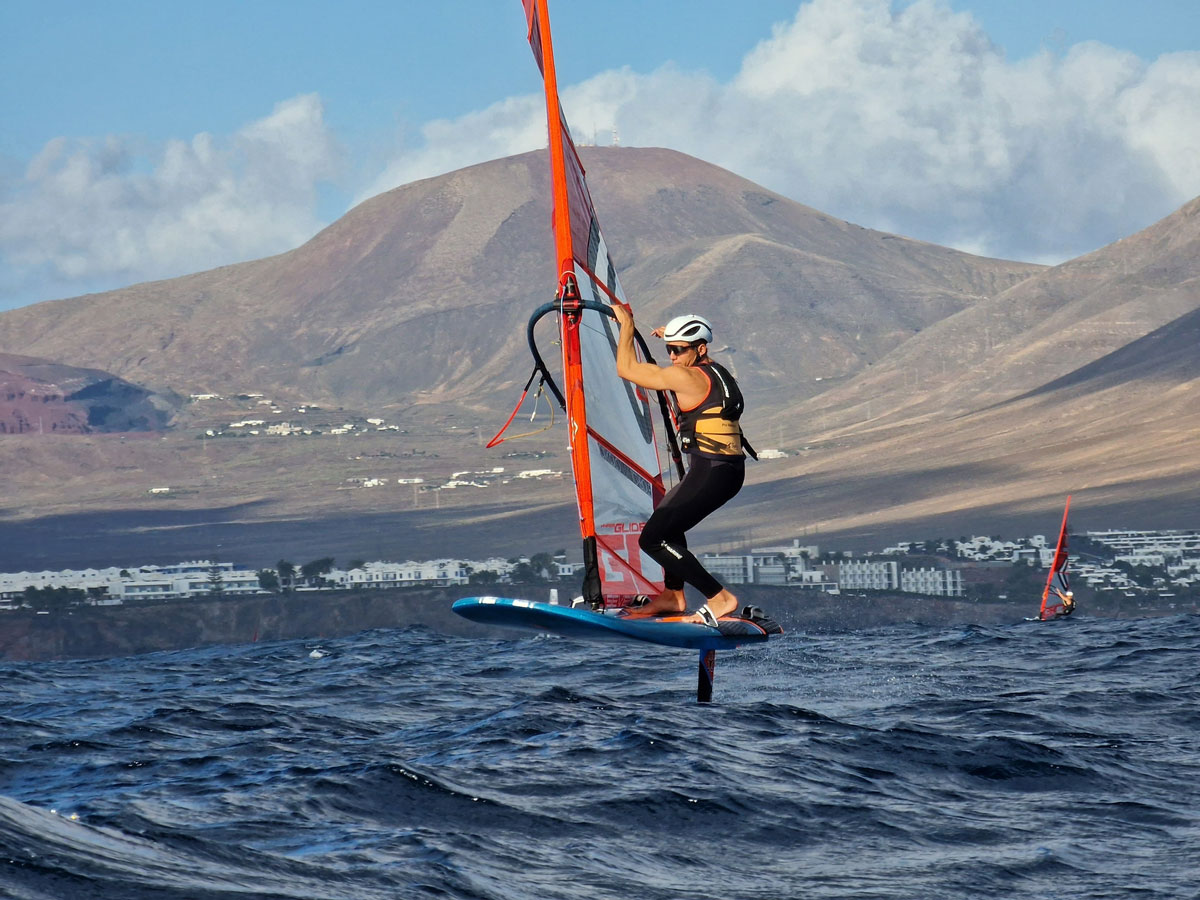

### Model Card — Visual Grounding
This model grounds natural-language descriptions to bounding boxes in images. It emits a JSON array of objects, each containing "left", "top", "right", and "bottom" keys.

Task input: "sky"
[{"left": 2, "top": 0, "right": 1198, "bottom": 312}]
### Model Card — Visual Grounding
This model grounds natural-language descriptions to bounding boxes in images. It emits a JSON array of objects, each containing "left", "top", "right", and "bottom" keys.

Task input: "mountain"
[
  {"left": 734, "top": 196, "right": 1200, "bottom": 549},
  {"left": 791, "top": 195, "right": 1200, "bottom": 428},
  {"left": 0, "top": 148, "right": 1040, "bottom": 417},
  {"left": 0, "top": 148, "right": 1196, "bottom": 570},
  {"left": 0, "top": 353, "right": 173, "bottom": 435}
]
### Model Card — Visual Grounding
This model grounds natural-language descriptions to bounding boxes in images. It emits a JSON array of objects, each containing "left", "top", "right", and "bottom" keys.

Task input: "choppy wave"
[{"left": 2, "top": 615, "right": 1199, "bottom": 899}]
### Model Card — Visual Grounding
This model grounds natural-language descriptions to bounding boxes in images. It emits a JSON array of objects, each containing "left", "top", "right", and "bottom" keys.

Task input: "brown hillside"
[
  {"left": 795, "top": 195, "right": 1200, "bottom": 430},
  {"left": 734, "top": 196, "right": 1200, "bottom": 550},
  {"left": 3, "top": 151, "right": 1197, "bottom": 569},
  {"left": 0, "top": 352, "right": 171, "bottom": 435},
  {"left": 0, "top": 148, "right": 1040, "bottom": 417}
]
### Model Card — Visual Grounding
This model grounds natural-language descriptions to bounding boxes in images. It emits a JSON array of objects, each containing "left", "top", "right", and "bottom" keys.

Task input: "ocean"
[{"left": 2, "top": 611, "right": 1198, "bottom": 899}]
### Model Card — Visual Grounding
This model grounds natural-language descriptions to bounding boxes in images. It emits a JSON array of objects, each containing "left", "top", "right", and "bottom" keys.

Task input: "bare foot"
[
  {"left": 682, "top": 588, "right": 738, "bottom": 624},
  {"left": 624, "top": 587, "right": 686, "bottom": 618}
]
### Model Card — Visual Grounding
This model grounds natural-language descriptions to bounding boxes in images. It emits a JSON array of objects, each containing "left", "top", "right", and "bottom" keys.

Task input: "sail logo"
[
  {"left": 601, "top": 521, "right": 644, "bottom": 534},
  {"left": 598, "top": 531, "right": 662, "bottom": 590}
]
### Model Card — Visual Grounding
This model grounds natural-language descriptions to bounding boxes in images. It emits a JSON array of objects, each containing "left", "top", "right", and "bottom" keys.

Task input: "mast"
[
  {"left": 522, "top": 0, "right": 669, "bottom": 608},
  {"left": 529, "top": 0, "right": 596, "bottom": 586}
]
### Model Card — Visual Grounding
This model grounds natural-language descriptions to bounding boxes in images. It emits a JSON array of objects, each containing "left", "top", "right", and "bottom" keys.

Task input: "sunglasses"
[{"left": 665, "top": 344, "right": 694, "bottom": 356}]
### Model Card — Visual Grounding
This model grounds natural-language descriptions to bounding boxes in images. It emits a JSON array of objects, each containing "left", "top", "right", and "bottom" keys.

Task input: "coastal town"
[{"left": 4, "top": 527, "right": 1197, "bottom": 611}]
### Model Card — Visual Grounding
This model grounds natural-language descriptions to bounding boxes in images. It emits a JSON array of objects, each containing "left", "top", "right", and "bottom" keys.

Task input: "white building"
[
  {"left": 554, "top": 560, "right": 583, "bottom": 578},
  {"left": 326, "top": 559, "right": 473, "bottom": 589},
  {"left": 835, "top": 559, "right": 965, "bottom": 596},
  {"left": 790, "top": 568, "right": 840, "bottom": 593},
  {"left": 899, "top": 567, "right": 964, "bottom": 597},
  {"left": 699, "top": 540, "right": 827, "bottom": 588},
  {"left": 1115, "top": 552, "right": 1167, "bottom": 567},
  {"left": 111, "top": 561, "right": 263, "bottom": 600},
  {"left": 1, "top": 566, "right": 126, "bottom": 600},
  {"left": 700, "top": 554, "right": 756, "bottom": 585},
  {"left": 839, "top": 560, "right": 899, "bottom": 591},
  {"left": 1, "top": 560, "right": 263, "bottom": 604},
  {"left": 1087, "top": 529, "right": 1200, "bottom": 559},
  {"left": 954, "top": 536, "right": 1033, "bottom": 561}
]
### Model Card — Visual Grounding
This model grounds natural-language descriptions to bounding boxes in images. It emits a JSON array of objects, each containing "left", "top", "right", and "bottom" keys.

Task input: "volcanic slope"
[
  {"left": 0, "top": 147, "right": 1041, "bottom": 420},
  {"left": 0, "top": 352, "right": 172, "bottom": 435},
  {"left": 736, "top": 195, "right": 1200, "bottom": 550},
  {"left": 30, "top": 148, "right": 1199, "bottom": 568}
]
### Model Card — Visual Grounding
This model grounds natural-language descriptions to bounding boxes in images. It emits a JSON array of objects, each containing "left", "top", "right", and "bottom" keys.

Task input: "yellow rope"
[{"left": 496, "top": 382, "right": 556, "bottom": 442}]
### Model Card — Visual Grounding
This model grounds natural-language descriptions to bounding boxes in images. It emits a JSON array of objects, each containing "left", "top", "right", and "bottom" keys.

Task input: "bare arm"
[{"left": 611, "top": 304, "right": 707, "bottom": 405}]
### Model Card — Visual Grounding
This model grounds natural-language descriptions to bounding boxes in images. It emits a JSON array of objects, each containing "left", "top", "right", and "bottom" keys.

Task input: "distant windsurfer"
[
  {"left": 611, "top": 306, "right": 752, "bottom": 625},
  {"left": 1037, "top": 496, "right": 1074, "bottom": 621},
  {"left": 1041, "top": 588, "right": 1075, "bottom": 620}
]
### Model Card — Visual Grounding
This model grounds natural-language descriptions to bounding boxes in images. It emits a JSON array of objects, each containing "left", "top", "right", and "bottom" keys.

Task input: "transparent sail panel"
[{"left": 527, "top": 0, "right": 669, "bottom": 603}]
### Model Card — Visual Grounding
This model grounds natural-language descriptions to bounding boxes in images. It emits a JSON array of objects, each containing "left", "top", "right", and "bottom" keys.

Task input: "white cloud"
[
  {"left": 365, "top": 0, "right": 1200, "bottom": 264},
  {"left": 353, "top": 93, "right": 549, "bottom": 204},
  {"left": 0, "top": 94, "right": 340, "bottom": 305},
  {"left": 4, "top": 0, "right": 1198, "bottom": 310}
]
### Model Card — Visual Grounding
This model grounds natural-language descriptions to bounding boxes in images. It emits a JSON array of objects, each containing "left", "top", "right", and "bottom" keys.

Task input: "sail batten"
[{"left": 522, "top": 0, "right": 668, "bottom": 605}]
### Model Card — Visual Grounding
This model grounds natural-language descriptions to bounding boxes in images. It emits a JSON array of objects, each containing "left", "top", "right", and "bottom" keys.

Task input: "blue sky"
[{"left": 2, "top": 0, "right": 1198, "bottom": 311}]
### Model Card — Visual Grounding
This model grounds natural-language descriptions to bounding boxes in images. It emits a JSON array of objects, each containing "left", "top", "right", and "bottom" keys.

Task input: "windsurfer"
[
  {"left": 1044, "top": 589, "right": 1075, "bottom": 620},
  {"left": 1037, "top": 496, "right": 1074, "bottom": 622},
  {"left": 611, "top": 306, "right": 748, "bottom": 625}
]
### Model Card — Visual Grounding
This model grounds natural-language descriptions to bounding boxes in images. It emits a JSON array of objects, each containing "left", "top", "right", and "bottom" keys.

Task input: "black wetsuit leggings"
[{"left": 639, "top": 454, "right": 745, "bottom": 600}]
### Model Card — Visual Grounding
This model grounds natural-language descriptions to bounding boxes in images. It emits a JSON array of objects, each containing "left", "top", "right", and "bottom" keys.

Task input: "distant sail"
[
  {"left": 1039, "top": 495, "right": 1074, "bottom": 621},
  {"left": 520, "top": 0, "right": 674, "bottom": 606}
]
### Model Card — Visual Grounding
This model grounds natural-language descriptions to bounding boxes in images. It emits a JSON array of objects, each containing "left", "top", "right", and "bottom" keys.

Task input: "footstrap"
[{"left": 695, "top": 604, "right": 719, "bottom": 628}]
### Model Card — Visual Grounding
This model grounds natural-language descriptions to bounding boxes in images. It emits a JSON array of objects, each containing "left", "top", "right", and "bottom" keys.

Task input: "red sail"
[{"left": 1039, "top": 495, "right": 1073, "bottom": 620}]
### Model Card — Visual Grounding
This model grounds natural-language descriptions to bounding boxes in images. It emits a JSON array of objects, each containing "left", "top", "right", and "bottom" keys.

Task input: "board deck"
[{"left": 452, "top": 596, "right": 775, "bottom": 651}]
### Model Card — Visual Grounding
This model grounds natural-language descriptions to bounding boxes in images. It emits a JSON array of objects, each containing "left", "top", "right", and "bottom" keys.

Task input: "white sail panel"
[{"left": 574, "top": 265, "right": 666, "bottom": 600}]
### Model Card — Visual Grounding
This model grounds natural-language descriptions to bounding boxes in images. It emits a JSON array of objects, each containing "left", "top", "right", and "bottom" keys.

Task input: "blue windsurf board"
[{"left": 452, "top": 596, "right": 778, "bottom": 651}]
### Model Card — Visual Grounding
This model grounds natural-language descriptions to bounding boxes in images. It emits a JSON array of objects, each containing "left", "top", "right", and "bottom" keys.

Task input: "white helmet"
[{"left": 662, "top": 314, "right": 713, "bottom": 344}]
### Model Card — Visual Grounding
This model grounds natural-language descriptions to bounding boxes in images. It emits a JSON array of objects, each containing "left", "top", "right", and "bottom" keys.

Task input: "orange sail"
[
  {"left": 520, "top": 0, "right": 673, "bottom": 607},
  {"left": 1039, "top": 495, "right": 1074, "bottom": 620}
]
